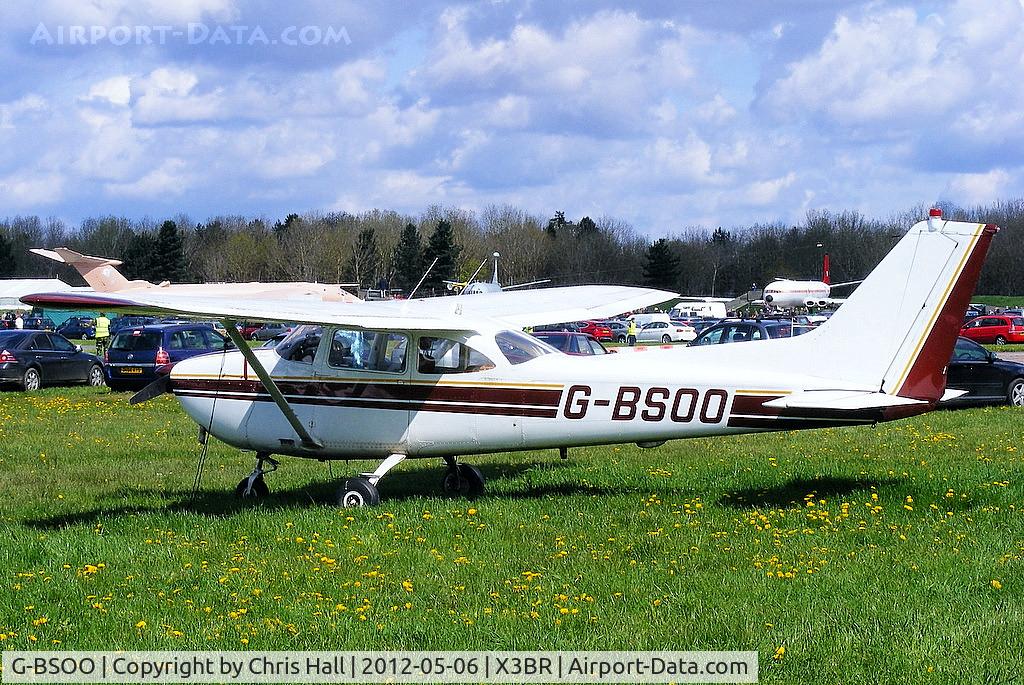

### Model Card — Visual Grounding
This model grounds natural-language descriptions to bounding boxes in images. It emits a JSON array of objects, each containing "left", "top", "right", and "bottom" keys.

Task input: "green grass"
[
  {"left": 971, "top": 296, "right": 1024, "bottom": 309},
  {"left": 1, "top": 387, "right": 1023, "bottom": 683}
]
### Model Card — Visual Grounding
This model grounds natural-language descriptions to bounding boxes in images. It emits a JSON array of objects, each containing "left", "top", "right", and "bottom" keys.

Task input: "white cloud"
[
  {"left": 746, "top": 172, "right": 796, "bottom": 205},
  {"left": 105, "top": 158, "right": 191, "bottom": 197},
  {"left": 84, "top": 76, "right": 131, "bottom": 106},
  {"left": 0, "top": 171, "right": 64, "bottom": 206},
  {"left": 946, "top": 169, "right": 1011, "bottom": 205},
  {"left": 0, "top": 94, "right": 47, "bottom": 129}
]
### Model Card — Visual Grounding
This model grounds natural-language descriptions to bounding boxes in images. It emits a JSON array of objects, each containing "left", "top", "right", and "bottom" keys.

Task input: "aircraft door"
[{"left": 312, "top": 328, "right": 412, "bottom": 455}]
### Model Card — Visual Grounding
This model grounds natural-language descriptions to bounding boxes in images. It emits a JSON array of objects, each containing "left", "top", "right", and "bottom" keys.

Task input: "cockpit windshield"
[
  {"left": 496, "top": 330, "right": 555, "bottom": 365},
  {"left": 276, "top": 325, "right": 323, "bottom": 364}
]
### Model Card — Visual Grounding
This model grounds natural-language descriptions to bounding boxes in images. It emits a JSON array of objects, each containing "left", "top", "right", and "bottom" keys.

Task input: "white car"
[{"left": 637, "top": 321, "right": 696, "bottom": 343}]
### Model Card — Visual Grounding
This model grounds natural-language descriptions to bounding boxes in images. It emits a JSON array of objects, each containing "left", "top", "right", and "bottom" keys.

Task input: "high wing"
[{"left": 22, "top": 285, "right": 675, "bottom": 331}]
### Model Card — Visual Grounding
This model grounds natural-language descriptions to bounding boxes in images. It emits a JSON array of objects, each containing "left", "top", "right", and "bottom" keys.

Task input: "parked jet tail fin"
[
  {"left": 31, "top": 247, "right": 132, "bottom": 292},
  {"left": 766, "top": 212, "right": 997, "bottom": 403}
]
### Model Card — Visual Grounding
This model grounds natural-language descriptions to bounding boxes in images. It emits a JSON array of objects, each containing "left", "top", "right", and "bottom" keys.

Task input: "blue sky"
[{"left": 0, "top": 0, "right": 1020, "bottom": 234}]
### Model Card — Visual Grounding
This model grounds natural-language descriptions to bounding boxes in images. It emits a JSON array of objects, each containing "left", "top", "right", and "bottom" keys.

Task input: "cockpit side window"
[
  {"left": 417, "top": 336, "right": 495, "bottom": 374},
  {"left": 328, "top": 329, "right": 408, "bottom": 372}
]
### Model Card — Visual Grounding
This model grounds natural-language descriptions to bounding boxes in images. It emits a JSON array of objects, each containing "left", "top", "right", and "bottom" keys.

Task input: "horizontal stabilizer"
[
  {"left": 940, "top": 388, "right": 968, "bottom": 402},
  {"left": 763, "top": 390, "right": 926, "bottom": 411}
]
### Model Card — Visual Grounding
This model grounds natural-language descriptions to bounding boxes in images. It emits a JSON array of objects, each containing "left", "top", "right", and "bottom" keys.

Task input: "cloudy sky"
[{"left": 0, "top": 0, "right": 1020, "bottom": 234}]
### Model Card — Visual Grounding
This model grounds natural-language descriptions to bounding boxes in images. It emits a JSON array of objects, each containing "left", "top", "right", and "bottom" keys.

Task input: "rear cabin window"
[
  {"left": 417, "top": 337, "right": 494, "bottom": 374},
  {"left": 329, "top": 329, "right": 408, "bottom": 373},
  {"left": 495, "top": 330, "right": 553, "bottom": 364},
  {"left": 110, "top": 331, "right": 161, "bottom": 350}
]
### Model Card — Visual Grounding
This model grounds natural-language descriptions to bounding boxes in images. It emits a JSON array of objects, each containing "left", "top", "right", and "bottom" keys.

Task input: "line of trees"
[{"left": 1, "top": 199, "right": 1022, "bottom": 296}]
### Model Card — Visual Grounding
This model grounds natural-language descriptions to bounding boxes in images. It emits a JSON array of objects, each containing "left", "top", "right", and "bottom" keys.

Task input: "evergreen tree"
[
  {"left": 577, "top": 216, "right": 598, "bottom": 235},
  {"left": 422, "top": 220, "right": 461, "bottom": 295},
  {"left": 0, "top": 232, "right": 13, "bottom": 277},
  {"left": 349, "top": 227, "right": 379, "bottom": 286},
  {"left": 391, "top": 223, "right": 422, "bottom": 293},
  {"left": 546, "top": 211, "right": 568, "bottom": 237},
  {"left": 154, "top": 220, "right": 186, "bottom": 283},
  {"left": 123, "top": 232, "right": 159, "bottom": 281},
  {"left": 643, "top": 238, "right": 679, "bottom": 290},
  {"left": 273, "top": 213, "right": 301, "bottom": 239}
]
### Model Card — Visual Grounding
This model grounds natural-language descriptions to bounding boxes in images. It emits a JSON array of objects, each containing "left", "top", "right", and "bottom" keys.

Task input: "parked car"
[
  {"left": 109, "top": 315, "right": 159, "bottom": 334},
  {"left": 689, "top": 319, "right": 812, "bottom": 346},
  {"left": 533, "top": 322, "right": 581, "bottom": 334},
  {"left": 56, "top": 316, "right": 96, "bottom": 339},
  {"left": 0, "top": 330, "right": 104, "bottom": 391},
  {"left": 636, "top": 320, "right": 696, "bottom": 343},
  {"left": 942, "top": 337, "right": 1024, "bottom": 407},
  {"left": 250, "top": 322, "right": 295, "bottom": 341},
  {"left": 576, "top": 320, "right": 613, "bottom": 341},
  {"left": 23, "top": 316, "right": 56, "bottom": 331},
  {"left": 236, "top": 321, "right": 263, "bottom": 339},
  {"left": 606, "top": 321, "right": 629, "bottom": 342},
  {"left": 959, "top": 315, "right": 1024, "bottom": 345},
  {"left": 530, "top": 331, "right": 610, "bottom": 355},
  {"left": 104, "top": 323, "right": 230, "bottom": 390}
]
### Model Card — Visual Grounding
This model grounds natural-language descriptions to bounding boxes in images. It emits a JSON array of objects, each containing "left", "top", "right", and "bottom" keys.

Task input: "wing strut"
[{"left": 222, "top": 320, "right": 323, "bottom": 450}]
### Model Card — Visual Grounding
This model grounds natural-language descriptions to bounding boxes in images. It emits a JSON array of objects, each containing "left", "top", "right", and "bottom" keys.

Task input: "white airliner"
[
  {"left": 762, "top": 251, "right": 861, "bottom": 309},
  {"left": 31, "top": 247, "right": 360, "bottom": 302},
  {"left": 22, "top": 210, "right": 995, "bottom": 506}
]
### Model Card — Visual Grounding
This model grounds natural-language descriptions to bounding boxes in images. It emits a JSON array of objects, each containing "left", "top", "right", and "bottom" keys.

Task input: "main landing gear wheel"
[
  {"left": 339, "top": 477, "right": 381, "bottom": 507},
  {"left": 442, "top": 463, "right": 485, "bottom": 498},
  {"left": 235, "top": 453, "right": 278, "bottom": 500}
]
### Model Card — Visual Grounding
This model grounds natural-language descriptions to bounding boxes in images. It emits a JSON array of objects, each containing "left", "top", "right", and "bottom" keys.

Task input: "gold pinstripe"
[
  {"left": 173, "top": 372, "right": 564, "bottom": 390},
  {"left": 892, "top": 224, "right": 984, "bottom": 393}
]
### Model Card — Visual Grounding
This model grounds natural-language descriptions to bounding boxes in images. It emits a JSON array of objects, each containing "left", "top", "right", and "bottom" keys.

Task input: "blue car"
[
  {"left": 104, "top": 323, "right": 229, "bottom": 390},
  {"left": 56, "top": 316, "right": 97, "bottom": 340}
]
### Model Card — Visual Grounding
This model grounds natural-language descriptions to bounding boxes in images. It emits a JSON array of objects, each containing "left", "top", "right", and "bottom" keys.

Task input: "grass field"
[{"left": 0, "top": 387, "right": 1022, "bottom": 683}]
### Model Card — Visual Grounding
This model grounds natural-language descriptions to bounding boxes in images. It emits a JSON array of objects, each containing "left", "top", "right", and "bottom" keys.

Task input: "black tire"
[
  {"left": 995, "top": 335, "right": 1007, "bottom": 345},
  {"left": 87, "top": 364, "right": 105, "bottom": 387},
  {"left": 616, "top": 335, "right": 626, "bottom": 343},
  {"left": 661, "top": 334, "right": 672, "bottom": 344},
  {"left": 442, "top": 463, "right": 485, "bottom": 498},
  {"left": 1008, "top": 378, "right": 1024, "bottom": 407},
  {"left": 338, "top": 477, "right": 380, "bottom": 507},
  {"left": 21, "top": 367, "right": 41, "bottom": 392},
  {"left": 235, "top": 475, "right": 270, "bottom": 499},
  {"left": 250, "top": 332, "right": 259, "bottom": 341}
]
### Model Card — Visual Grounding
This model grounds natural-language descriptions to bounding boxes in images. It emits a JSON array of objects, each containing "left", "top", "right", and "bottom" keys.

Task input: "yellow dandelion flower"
[
  {"left": 135, "top": 620, "right": 146, "bottom": 629},
  {"left": 402, "top": 580, "right": 414, "bottom": 593},
  {"left": 991, "top": 580, "right": 1003, "bottom": 590},
  {"left": 772, "top": 646, "right": 785, "bottom": 661}
]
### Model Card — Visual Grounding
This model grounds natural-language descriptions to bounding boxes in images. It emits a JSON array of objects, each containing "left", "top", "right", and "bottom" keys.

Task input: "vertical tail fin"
[
  {"left": 769, "top": 212, "right": 997, "bottom": 402},
  {"left": 822, "top": 253, "right": 830, "bottom": 285},
  {"left": 30, "top": 248, "right": 133, "bottom": 292}
]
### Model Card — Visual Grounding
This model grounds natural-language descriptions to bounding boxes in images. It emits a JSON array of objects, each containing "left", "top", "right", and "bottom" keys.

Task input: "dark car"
[
  {"left": 250, "top": 322, "right": 295, "bottom": 341},
  {"left": 109, "top": 315, "right": 160, "bottom": 334},
  {"left": 689, "top": 319, "right": 812, "bottom": 346},
  {"left": 0, "top": 330, "right": 104, "bottom": 391},
  {"left": 56, "top": 316, "right": 97, "bottom": 340},
  {"left": 942, "top": 337, "right": 1024, "bottom": 407},
  {"left": 533, "top": 322, "right": 581, "bottom": 334},
  {"left": 531, "top": 331, "right": 610, "bottom": 355},
  {"left": 104, "top": 323, "right": 230, "bottom": 390},
  {"left": 23, "top": 316, "right": 56, "bottom": 331}
]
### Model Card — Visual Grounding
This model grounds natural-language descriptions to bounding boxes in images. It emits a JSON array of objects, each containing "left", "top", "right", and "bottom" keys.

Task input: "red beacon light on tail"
[{"left": 927, "top": 207, "right": 943, "bottom": 231}]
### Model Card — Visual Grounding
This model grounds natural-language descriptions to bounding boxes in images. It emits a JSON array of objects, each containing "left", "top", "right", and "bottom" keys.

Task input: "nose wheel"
[
  {"left": 235, "top": 454, "right": 278, "bottom": 499},
  {"left": 442, "top": 459, "right": 485, "bottom": 498}
]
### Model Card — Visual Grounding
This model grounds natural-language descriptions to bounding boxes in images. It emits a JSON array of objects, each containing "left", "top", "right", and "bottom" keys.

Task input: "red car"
[
  {"left": 960, "top": 315, "right": 1024, "bottom": 345},
  {"left": 576, "top": 320, "right": 613, "bottom": 341},
  {"left": 236, "top": 322, "right": 263, "bottom": 339}
]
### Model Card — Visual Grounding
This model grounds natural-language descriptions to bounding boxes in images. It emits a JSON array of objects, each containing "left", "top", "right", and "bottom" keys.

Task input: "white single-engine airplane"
[
  {"left": 23, "top": 210, "right": 995, "bottom": 506},
  {"left": 445, "top": 252, "right": 550, "bottom": 294},
  {"left": 31, "top": 247, "right": 360, "bottom": 302}
]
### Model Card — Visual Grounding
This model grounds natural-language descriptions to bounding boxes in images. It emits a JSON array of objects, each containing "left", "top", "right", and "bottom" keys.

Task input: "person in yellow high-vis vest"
[
  {"left": 627, "top": 319, "right": 637, "bottom": 346},
  {"left": 94, "top": 312, "right": 110, "bottom": 357}
]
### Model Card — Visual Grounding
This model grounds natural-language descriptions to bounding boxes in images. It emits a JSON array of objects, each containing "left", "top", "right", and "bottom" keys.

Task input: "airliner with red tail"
[{"left": 22, "top": 209, "right": 996, "bottom": 507}]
